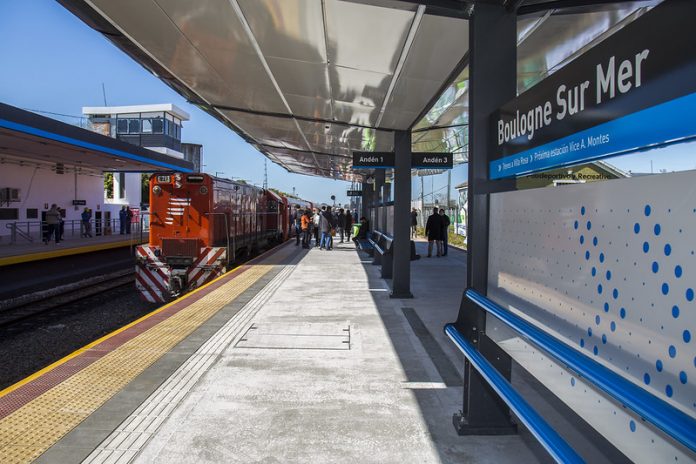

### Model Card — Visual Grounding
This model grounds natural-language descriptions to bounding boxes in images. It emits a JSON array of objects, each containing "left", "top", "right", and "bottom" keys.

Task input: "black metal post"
[
  {"left": 374, "top": 169, "right": 385, "bottom": 232},
  {"left": 452, "top": 2, "right": 517, "bottom": 435},
  {"left": 361, "top": 181, "right": 372, "bottom": 222},
  {"left": 390, "top": 130, "right": 413, "bottom": 299}
]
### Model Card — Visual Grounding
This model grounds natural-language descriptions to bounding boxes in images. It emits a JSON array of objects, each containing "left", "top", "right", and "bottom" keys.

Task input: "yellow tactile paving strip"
[
  {"left": 0, "top": 238, "right": 145, "bottom": 267},
  {"left": 0, "top": 263, "right": 275, "bottom": 464}
]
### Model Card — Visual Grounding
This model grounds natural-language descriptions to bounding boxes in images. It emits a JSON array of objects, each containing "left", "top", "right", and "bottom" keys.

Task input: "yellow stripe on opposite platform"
[
  {"left": 0, "top": 262, "right": 277, "bottom": 464},
  {"left": 0, "top": 238, "right": 145, "bottom": 267}
]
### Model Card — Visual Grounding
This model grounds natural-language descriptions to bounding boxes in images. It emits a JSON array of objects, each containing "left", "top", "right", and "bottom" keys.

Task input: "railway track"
[{"left": 0, "top": 270, "right": 135, "bottom": 328}]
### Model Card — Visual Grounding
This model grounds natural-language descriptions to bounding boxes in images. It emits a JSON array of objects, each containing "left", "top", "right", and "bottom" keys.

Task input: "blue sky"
[{"left": 0, "top": 0, "right": 466, "bottom": 206}]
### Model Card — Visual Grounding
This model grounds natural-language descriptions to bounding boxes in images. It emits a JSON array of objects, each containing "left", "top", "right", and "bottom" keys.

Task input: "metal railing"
[
  {"left": 460, "top": 289, "right": 696, "bottom": 455},
  {"left": 444, "top": 324, "right": 583, "bottom": 464},
  {"left": 3, "top": 219, "right": 145, "bottom": 244}
]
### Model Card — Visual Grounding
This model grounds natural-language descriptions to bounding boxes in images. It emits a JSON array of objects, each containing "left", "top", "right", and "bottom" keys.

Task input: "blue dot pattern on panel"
[{"left": 572, "top": 200, "right": 695, "bottom": 424}]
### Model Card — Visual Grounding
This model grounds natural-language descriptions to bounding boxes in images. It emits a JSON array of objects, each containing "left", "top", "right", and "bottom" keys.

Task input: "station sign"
[
  {"left": 490, "top": 1, "right": 696, "bottom": 179},
  {"left": 412, "top": 152, "right": 453, "bottom": 169},
  {"left": 347, "top": 190, "right": 362, "bottom": 197},
  {"left": 352, "top": 151, "right": 453, "bottom": 170},
  {"left": 72, "top": 200, "right": 87, "bottom": 206},
  {"left": 352, "top": 151, "right": 395, "bottom": 169}
]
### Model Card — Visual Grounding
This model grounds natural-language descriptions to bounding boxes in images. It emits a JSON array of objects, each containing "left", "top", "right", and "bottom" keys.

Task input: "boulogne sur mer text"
[{"left": 497, "top": 49, "right": 649, "bottom": 146}]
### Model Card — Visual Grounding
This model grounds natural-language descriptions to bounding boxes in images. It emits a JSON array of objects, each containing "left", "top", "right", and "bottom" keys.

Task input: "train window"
[
  {"left": 156, "top": 175, "right": 171, "bottom": 183},
  {"left": 187, "top": 175, "right": 204, "bottom": 183}
]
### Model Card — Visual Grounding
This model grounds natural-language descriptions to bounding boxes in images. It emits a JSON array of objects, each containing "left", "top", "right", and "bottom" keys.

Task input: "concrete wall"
[{"left": 0, "top": 162, "right": 104, "bottom": 237}]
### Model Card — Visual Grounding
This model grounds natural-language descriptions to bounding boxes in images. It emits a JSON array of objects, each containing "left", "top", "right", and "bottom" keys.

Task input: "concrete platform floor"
[{"left": 62, "top": 240, "right": 549, "bottom": 464}]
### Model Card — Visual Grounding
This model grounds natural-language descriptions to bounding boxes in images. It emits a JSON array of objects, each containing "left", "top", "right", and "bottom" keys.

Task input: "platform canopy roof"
[
  {"left": 0, "top": 102, "right": 193, "bottom": 175},
  {"left": 59, "top": 0, "right": 660, "bottom": 181}
]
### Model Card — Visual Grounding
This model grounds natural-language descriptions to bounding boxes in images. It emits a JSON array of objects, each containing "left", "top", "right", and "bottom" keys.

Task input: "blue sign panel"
[
  {"left": 489, "top": 1, "right": 696, "bottom": 179},
  {"left": 491, "top": 92, "right": 696, "bottom": 179}
]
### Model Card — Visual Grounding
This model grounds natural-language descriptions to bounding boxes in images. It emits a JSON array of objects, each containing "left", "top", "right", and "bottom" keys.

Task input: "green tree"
[
  {"left": 104, "top": 172, "right": 113, "bottom": 199},
  {"left": 141, "top": 174, "right": 150, "bottom": 205}
]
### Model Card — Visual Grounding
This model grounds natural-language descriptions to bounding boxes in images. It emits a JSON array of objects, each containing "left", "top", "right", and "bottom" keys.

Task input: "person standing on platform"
[
  {"left": 125, "top": 206, "right": 134, "bottom": 234},
  {"left": 410, "top": 208, "right": 418, "bottom": 238},
  {"left": 319, "top": 206, "right": 331, "bottom": 250},
  {"left": 439, "top": 208, "right": 450, "bottom": 256},
  {"left": 353, "top": 209, "right": 359, "bottom": 223},
  {"left": 301, "top": 209, "right": 311, "bottom": 249},
  {"left": 119, "top": 206, "right": 127, "bottom": 235},
  {"left": 425, "top": 207, "right": 443, "bottom": 257},
  {"left": 345, "top": 209, "right": 353, "bottom": 242},
  {"left": 81, "top": 207, "right": 93, "bottom": 238},
  {"left": 337, "top": 208, "right": 346, "bottom": 243},
  {"left": 324, "top": 206, "right": 335, "bottom": 250},
  {"left": 312, "top": 207, "right": 320, "bottom": 247},
  {"left": 292, "top": 205, "right": 301, "bottom": 246},
  {"left": 44, "top": 204, "right": 61, "bottom": 244}
]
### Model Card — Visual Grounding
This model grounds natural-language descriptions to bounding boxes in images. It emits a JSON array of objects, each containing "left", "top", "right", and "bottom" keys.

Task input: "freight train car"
[{"left": 135, "top": 173, "right": 307, "bottom": 302}]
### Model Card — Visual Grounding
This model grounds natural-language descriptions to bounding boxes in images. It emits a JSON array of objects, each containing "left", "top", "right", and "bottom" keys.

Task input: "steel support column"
[
  {"left": 374, "top": 170, "right": 385, "bottom": 232},
  {"left": 390, "top": 130, "right": 413, "bottom": 299},
  {"left": 361, "top": 182, "right": 372, "bottom": 222},
  {"left": 452, "top": 2, "right": 517, "bottom": 435}
]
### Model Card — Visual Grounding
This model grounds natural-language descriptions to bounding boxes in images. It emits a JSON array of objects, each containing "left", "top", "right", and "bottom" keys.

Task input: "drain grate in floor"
[{"left": 235, "top": 322, "right": 350, "bottom": 350}]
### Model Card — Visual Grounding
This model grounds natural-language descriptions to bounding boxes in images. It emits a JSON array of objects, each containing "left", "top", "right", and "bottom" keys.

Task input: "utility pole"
[
  {"left": 447, "top": 170, "right": 452, "bottom": 210},
  {"left": 420, "top": 176, "right": 425, "bottom": 228},
  {"left": 263, "top": 159, "right": 268, "bottom": 190}
]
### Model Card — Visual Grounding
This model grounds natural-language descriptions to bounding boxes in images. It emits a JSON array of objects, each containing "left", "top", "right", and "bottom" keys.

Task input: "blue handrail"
[
  {"left": 444, "top": 324, "right": 584, "bottom": 464},
  {"left": 465, "top": 289, "right": 696, "bottom": 454}
]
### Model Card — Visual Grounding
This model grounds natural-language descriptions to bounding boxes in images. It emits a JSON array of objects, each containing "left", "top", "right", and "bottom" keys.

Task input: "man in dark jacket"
[
  {"left": 439, "top": 208, "right": 451, "bottom": 256},
  {"left": 337, "top": 208, "right": 346, "bottom": 243},
  {"left": 425, "top": 207, "right": 442, "bottom": 257}
]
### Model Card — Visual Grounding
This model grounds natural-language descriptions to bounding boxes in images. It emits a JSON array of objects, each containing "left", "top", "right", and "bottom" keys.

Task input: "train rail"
[{"left": 0, "top": 269, "right": 134, "bottom": 328}]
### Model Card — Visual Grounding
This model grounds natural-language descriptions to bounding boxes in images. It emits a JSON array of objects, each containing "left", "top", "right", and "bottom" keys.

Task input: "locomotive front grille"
[{"left": 161, "top": 238, "right": 200, "bottom": 258}]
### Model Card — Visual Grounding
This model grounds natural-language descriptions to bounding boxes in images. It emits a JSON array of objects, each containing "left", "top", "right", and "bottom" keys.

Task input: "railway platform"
[
  {"left": 0, "top": 239, "right": 549, "bottom": 464},
  {"left": 0, "top": 232, "right": 144, "bottom": 267}
]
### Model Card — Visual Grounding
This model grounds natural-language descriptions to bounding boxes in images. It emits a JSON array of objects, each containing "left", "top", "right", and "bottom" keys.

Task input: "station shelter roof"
[
  {"left": 0, "top": 102, "right": 193, "bottom": 175},
  {"left": 58, "top": 0, "right": 661, "bottom": 181}
]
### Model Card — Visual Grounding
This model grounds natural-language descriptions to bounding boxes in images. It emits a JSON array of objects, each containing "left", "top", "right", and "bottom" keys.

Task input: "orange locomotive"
[{"left": 136, "top": 173, "right": 308, "bottom": 302}]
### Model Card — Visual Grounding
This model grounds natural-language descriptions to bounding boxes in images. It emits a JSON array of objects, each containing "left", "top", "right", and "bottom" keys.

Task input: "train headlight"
[
  {"left": 152, "top": 185, "right": 162, "bottom": 195},
  {"left": 199, "top": 186, "right": 209, "bottom": 195}
]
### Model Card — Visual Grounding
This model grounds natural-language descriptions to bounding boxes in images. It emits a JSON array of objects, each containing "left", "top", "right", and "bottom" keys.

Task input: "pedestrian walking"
[
  {"left": 324, "top": 206, "right": 335, "bottom": 249},
  {"left": 425, "top": 207, "right": 443, "bottom": 257},
  {"left": 119, "top": 206, "right": 127, "bottom": 235},
  {"left": 44, "top": 204, "right": 61, "bottom": 244},
  {"left": 345, "top": 209, "right": 353, "bottom": 242},
  {"left": 337, "top": 208, "right": 346, "bottom": 243},
  {"left": 410, "top": 208, "right": 418, "bottom": 238},
  {"left": 439, "top": 208, "right": 450, "bottom": 256},
  {"left": 81, "top": 207, "right": 93, "bottom": 237}
]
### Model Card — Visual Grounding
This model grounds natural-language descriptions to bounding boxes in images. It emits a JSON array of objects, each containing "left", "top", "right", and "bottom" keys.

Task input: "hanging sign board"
[
  {"left": 412, "top": 152, "right": 453, "bottom": 169},
  {"left": 347, "top": 190, "right": 362, "bottom": 197},
  {"left": 490, "top": 1, "right": 696, "bottom": 180},
  {"left": 72, "top": 200, "right": 87, "bottom": 206},
  {"left": 352, "top": 151, "right": 395, "bottom": 169}
]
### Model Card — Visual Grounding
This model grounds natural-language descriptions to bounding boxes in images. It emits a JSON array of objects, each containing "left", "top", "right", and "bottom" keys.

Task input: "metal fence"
[{"left": 4, "top": 219, "right": 145, "bottom": 244}]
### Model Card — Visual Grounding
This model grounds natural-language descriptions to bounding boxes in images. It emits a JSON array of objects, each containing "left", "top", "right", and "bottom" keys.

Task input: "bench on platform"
[{"left": 445, "top": 289, "right": 696, "bottom": 462}]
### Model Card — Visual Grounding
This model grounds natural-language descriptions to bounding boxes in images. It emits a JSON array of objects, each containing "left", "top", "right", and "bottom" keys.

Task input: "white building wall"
[{"left": 0, "top": 163, "right": 104, "bottom": 237}]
